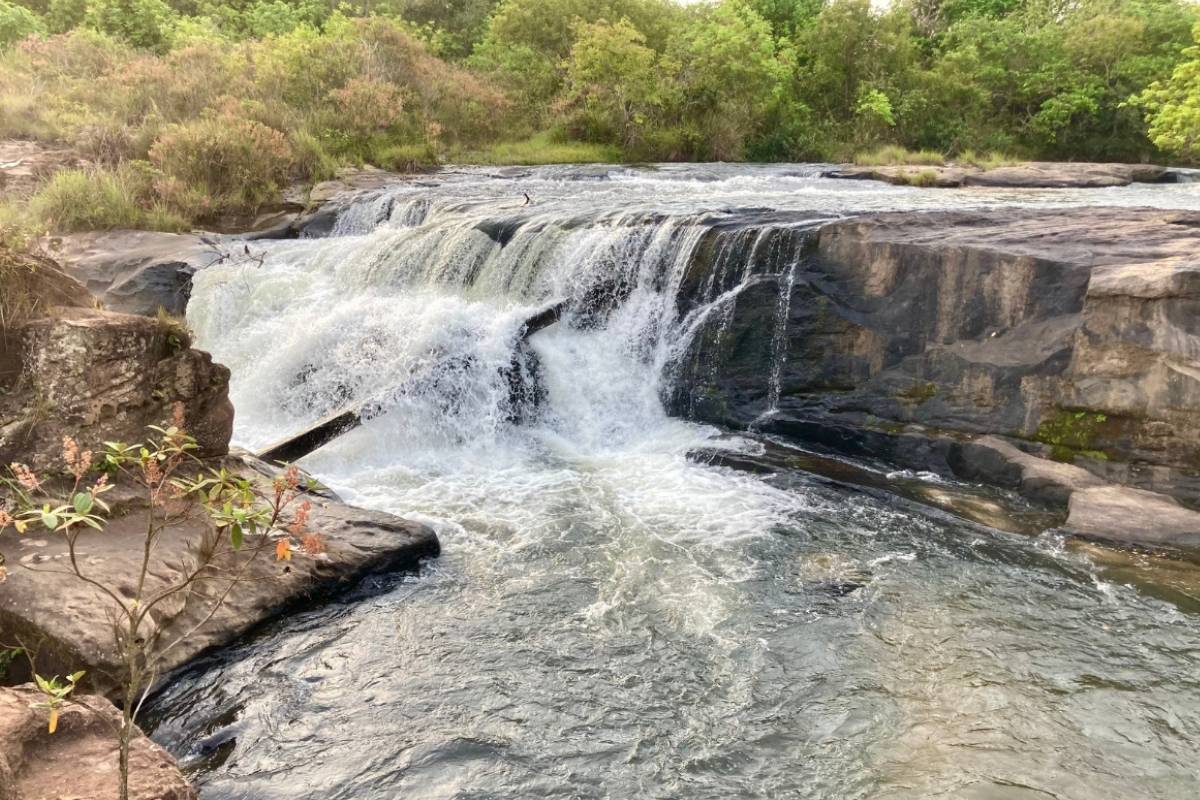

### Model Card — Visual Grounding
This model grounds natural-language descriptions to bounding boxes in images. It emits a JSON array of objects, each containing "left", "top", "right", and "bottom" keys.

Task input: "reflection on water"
[{"left": 148, "top": 165, "right": 1200, "bottom": 799}]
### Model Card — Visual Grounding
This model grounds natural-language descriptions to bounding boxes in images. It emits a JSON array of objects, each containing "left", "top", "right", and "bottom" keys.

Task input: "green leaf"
[
  {"left": 69, "top": 671, "right": 85, "bottom": 683},
  {"left": 72, "top": 493, "right": 93, "bottom": 514},
  {"left": 230, "top": 523, "right": 243, "bottom": 549},
  {"left": 40, "top": 512, "right": 59, "bottom": 530}
]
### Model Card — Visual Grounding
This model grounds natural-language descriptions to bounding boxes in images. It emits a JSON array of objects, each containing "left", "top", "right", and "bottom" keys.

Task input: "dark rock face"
[
  {"left": 45, "top": 231, "right": 224, "bottom": 317},
  {"left": 0, "top": 684, "right": 196, "bottom": 800},
  {"left": 672, "top": 207, "right": 1200, "bottom": 546}
]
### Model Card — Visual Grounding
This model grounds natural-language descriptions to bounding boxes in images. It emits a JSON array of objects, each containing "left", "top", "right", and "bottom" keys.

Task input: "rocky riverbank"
[
  {"left": 0, "top": 254, "right": 439, "bottom": 797},
  {"left": 679, "top": 205, "right": 1200, "bottom": 549}
]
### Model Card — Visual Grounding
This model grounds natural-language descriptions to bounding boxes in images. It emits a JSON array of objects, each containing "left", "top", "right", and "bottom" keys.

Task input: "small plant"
[{"left": 33, "top": 670, "right": 86, "bottom": 733}]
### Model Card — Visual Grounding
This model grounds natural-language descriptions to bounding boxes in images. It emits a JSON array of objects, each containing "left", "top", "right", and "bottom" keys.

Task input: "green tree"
[
  {"left": 666, "top": 0, "right": 792, "bottom": 160},
  {"left": 1138, "top": 23, "right": 1200, "bottom": 160},
  {"left": 562, "top": 18, "right": 660, "bottom": 151},
  {"left": 84, "top": 0, "right": 178, "bottom": 51}
]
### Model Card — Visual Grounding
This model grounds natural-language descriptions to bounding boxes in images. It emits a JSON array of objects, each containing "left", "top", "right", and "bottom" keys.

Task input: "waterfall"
[{"left": 190, "top": 184, "right": 824, "bottom": 455}]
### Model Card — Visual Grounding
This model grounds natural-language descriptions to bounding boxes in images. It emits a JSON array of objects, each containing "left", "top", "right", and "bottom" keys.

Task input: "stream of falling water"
[{"left": 147, "top": 165, "right": 1200, "bottom": 799}]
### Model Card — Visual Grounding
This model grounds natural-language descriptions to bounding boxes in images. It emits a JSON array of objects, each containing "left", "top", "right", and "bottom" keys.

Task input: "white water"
[{"left": 164, "top": 165, "right": 1200, "bottom": 799}]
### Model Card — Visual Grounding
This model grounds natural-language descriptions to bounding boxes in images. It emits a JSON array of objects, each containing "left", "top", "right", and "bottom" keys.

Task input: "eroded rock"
[{"left": 0, "top": 305, "right": 233, "bottom": 471}]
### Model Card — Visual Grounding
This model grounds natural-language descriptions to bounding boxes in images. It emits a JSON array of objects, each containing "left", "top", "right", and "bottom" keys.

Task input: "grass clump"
[
  {"left": 954, "top": 149, "right": 1022, "bottom": 169},
  {"left": 450, "top": 132, "right": 622, "bottom": 166},
  {"left": 28, "top": 167, "right": 188, "bottom": 233},
  {"left": 854, "top": 145, "right": 946, "bottom": 166}
]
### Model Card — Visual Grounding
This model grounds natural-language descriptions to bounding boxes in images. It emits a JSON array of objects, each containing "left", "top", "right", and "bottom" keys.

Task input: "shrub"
[
  {"left": 149, "top": 110, "right": 293, "bottom": 216},
  {"left": 28, "top": 166, "right": 187, "bottom": 232}
]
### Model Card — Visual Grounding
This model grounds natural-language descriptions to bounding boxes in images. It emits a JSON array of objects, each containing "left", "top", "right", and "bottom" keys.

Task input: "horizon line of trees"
[{"left": 1, "top": 0, "right": 1199, "bottom": 231}]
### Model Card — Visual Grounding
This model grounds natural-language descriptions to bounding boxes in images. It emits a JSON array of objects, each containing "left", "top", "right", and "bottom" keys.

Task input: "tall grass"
[
  {"left": 853, "top": 145, "right": 946, "bottom": 166},
  {"left": 28, "top": 168, "right": 187, "bottom": 232},
  {"left": 450, "top": 132, "right": 622, "bottom": 165}
]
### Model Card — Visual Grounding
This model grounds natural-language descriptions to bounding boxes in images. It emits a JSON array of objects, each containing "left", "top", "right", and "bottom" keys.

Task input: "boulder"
[
  {"left": 0, "top": 305, "right": 233, "bottom": 471},
  {"left": 0, "top": 683, "right": 195, "bottom": 800},
  {"left": 1065, "top": 485, "right": 1200, "bottom": 547},
  {"left": 0, "top": 452, "right": 439, "bottom": 698}
]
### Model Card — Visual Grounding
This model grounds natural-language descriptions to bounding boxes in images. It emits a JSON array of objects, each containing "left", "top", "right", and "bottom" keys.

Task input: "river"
[{"left": 146, "top": 165, "right": 1200, "bottom": 799}]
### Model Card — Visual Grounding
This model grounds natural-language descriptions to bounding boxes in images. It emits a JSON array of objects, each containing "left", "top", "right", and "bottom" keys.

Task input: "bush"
[
  {"left": 148, "top": 110, "right": 293, "bottom": 216},
  {"left": 0, "top": 0, "right": 44, "bottom": 49}
]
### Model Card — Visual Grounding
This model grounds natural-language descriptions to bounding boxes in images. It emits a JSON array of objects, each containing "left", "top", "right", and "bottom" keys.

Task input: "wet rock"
[
  {"left": 823, "top": 162, "right": 1173, "bottom": 188},
  {"left": 0, "top": 454, "right": 439, "bottom": 698},
  {"left": 671, "top": 206, "right": 1200, "bottom": 545},
  {"left": 1065, "top": 486, "right": 1200, "bottom": 548},
  {"left": 0, "top": 683, "right": 195, "bottom": 800}
]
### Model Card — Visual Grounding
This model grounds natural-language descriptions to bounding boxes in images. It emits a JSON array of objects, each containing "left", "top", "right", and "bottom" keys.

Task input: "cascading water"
[{"left": 148, "top": 165, "right": 1200, "bottom": 800}]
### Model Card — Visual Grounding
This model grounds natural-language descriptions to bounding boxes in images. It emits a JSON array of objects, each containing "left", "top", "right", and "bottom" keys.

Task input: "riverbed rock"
[
  {"left": 0, "top": 683, "right": 195, "bottom": 800},
  {"left": 823, "top": 161, "right": 1173, "bottom": 188},
  {"left": 0, "top": 304, "right": 233, "bottom": 471},
  {"left": 1065, "top": 485, "right": 1200, "bottom": 547},
  {"left": 0, "top": 453, "right": 439, "bottom": 698},
  {"left": 675, "top": 206, "right": 1200, "bottom": 547},
  {"left": 45, "top": 231, "right": 227, "bottom": 317}
]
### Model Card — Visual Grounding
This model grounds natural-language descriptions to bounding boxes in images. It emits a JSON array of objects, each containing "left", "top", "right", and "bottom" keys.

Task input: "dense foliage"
[{"left": 0, "top": 0, "right": 1197, "bottom": 228}]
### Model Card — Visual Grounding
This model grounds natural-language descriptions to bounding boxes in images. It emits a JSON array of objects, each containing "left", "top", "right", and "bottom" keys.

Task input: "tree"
[
  {"left": 1138, "top": 23, "right": 1200, "bottom": 160},
  {"left": 561, "top": 18, "right": 660, "bottom": 150},
  {"left": 666, "top": 0, "right": 792, "bottom": 160},
  {"left": 84, "top": 0, "right": 179, "bottom": 51}
]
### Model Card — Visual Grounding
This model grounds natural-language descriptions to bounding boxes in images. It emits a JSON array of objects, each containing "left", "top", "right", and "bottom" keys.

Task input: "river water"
[{"left": 147, "top": 165, "right": 1200, "bottom": 799}]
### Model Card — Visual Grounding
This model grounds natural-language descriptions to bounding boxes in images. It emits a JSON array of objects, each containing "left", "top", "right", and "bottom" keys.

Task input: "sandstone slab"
[
  {"left": 0, "top": 453, "right": 438, "bottom": 698},
  {"left": 823, "top": 161, "right": 1173, "bottom": 188}
]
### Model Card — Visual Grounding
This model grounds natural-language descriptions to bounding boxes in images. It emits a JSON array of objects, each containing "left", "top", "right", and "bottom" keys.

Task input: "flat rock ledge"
[
  {"left": 0, "top": 452, "right": 439, "bottom": 698},
  {"left": 760, "top": 414, "right": 1200, "bottom": 550},
  {"left": 823, "top": 161, "right": 1173, "bottom": 188},
  {"left": 0, "top": 683, "right": 194, "bottom": 800}
]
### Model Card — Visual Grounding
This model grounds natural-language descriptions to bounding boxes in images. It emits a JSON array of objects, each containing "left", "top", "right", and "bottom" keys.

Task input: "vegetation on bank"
[{"left": 0, "top": 0, "right": 1197, "bottom": 230}]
